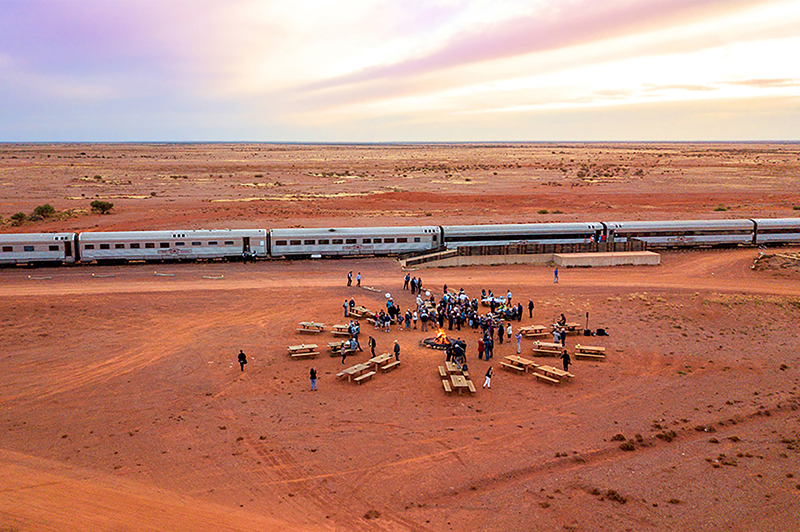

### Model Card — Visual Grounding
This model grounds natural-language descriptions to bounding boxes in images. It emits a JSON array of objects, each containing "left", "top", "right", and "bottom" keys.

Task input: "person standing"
[
  {"left": 403, "top": 273, "right": 410, "bottom": 290},
  {"left": 477, "top": 337, "right": 485, "bottom": 360},
  {"left": 561, "top": 349, "right": 571, "bottom": 373},
  {"left": 347, "top": 271, "right": 353, "bottom": 286},
  {"left": 343, "top": 299, "right": 349, "bottom": 317},
  {"left": 528, "top": 299, "right": 534, "bottom": 318},
  {"left": 310, "top": 367, "right": 317, "bottom": 391},
  {"left": 506, "top": 323, "right": 513, "bottom": 341},
  {"left": 393, "top": 340, "right": 400, "bottom": 361},
  {"left": 237, "top": 349, "right": 247, "bottom": 371},
  {"left": 368, "top": 336, "right": 376, "bottom": 357},
  {"left": 554, "top": 267, "right": 559, "bottom": 283},
  {"left": 515, "top": 332, "right": 523, "bottom": 354},
  {"left": 498, "top": 323, "right": 505, "bottom": 344},
  {"left": 356, "top": 272, "right": 362, "bottom": 287},
  {"left": 483, "top": 366, "right": 493, "bottom": 389}
]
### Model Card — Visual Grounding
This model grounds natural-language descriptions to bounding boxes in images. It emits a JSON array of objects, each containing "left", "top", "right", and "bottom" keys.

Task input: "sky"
[{"left": 1, "top": 0, "right": 799, "bottom": 142}]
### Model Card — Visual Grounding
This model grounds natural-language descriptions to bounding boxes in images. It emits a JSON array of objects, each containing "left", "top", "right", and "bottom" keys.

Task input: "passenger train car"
[
  {"left": 3, "top": 218, "right": 800, "bottom": 266},
  {"left": 441, "top": 222, "right": 604, "bottom": 248},
  {"left": 78, "top": 229, "right": 268, "bottom": 263},
  {"left": 270, "top": 226, "right": 440, "bottom": 257},
  {"left": 602, "top": 219, "right": 757, "bottom": 248},
  {"left": 0, "top": 232, "right": 77, "bottom": 265},
  {"left": 752, "top": 218, "right": 800, "bottom": 245}
]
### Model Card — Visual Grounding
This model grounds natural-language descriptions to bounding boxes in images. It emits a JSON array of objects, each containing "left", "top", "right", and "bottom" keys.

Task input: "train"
[{"left": 2, "top": 218, "right": 800, "bottom": 266}]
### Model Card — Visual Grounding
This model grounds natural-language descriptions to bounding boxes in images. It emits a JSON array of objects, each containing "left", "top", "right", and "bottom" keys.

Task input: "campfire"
[{"left": 422, "top": 328, "right": 451, "bottom": 350}]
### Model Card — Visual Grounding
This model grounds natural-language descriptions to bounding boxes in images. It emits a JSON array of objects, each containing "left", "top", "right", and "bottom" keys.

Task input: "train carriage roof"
[
  {"left": 78, "top": 229, "right": 266, "bottom": 241},
  {"left": 0, "top": 232, "right": 76, "bottom": 242},
  {"left": 603, "top": 219, "right": 755, "bottom": 231},
  {"left": 270, "top": 226, "right": 439, "bottom": 238},
  {"left": 442, "top": 223, "right": 603, "bottom": 237}
]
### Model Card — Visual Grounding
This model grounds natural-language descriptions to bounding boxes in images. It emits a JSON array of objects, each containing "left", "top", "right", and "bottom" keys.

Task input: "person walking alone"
[
  {"left": 554, "top": 267, "right": 559, "bottom": 283},
  {"left": 483, "top": 366, "right": 493, "bottom": 389},
  {"left": 515, "top": 332, "right": 522, "bottom": 354},
  {"left": 393, "top": 340, "right": 400, "bottom": 361},
  {"left": 561, "top": 349, "right": 571, "bottom": 373},
  {"left": 310, "top": 367, "right": 317, "bottom": 391},
  {"left": 237, "top": 349, "right": 247, "bottom": 371},
  {"left": 356, "top": 272, "right": 362, "bottom": 287},
  {"left": 347, "top": 271, "right": 353, "bottom": 286},
  {"left": 528, "top": 299, "right": 534, "bottom": 319}
]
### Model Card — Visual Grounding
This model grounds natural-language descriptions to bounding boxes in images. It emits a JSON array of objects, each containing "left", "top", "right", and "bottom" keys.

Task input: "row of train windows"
[
  {"left": 274, "top": 237, "right": 419, "bottom": 246},
  {"left": 83, "top": 241, "right": 236, "bottom": 250},
  {"left": 2, "top": 245, "right": 60, "bottom": 252}
]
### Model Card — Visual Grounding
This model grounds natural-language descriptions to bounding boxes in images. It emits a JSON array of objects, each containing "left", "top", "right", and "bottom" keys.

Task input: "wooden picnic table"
[
  {"left": 538, "top": 365, "right": 574, "bottom": 381},
  {"left": 287, "top": 343, "right": 320, "bottom": 358},
  {"left": 450, "top": 374, "right": 470, "bottom": 394},
  {"left": 575, "top": 344, "right": 605, "bottom": 354},
  {"left": 534, "top": 341, "right": 563, "bottom": 350},
  {"left": 297, "top": 321, "right": 326, "bottom": 333},
  {"left": 504, "top": 355, "right": 539, "bottom": 372},
  {"left": 368, "top": 352, "right": 393, "bottom": 367},
  {"left": 339, "top": 362, "right": 373, "bottom": 382},
  {"left": 330, "top": 324, "right": 351, "bottom": 337},
  {"left": 444, "top": 361, "right": 463, "bottom": 374},
  {"left": 519, "top": 325, "right": 546, "bottom": 333},
  {"left": 350, "top": 306, "right": 371, "bottom": 318},
  {"left": 564, "top": 322, "right": 581, "bottom": 331}
]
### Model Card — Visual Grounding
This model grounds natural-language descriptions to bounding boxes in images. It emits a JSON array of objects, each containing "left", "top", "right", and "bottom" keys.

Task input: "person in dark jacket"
[
  {"left": 393, "top": 340, "right": 400, "bottom": 361},
  {"left": 238, "top": 350, "right": 247, "bottom": 371},
  {"left": 310, "top": 367, "right": 317, "bottom": 391},
  {"left": 561, "top": 350, "right": 571, "bottom": 373}
]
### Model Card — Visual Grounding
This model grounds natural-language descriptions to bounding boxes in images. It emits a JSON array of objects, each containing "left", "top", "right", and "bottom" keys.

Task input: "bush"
[
  {"left": 537, "top": 209, "right": 549, "bottom": 215},
  {"left": 713, "top": 205, "right": 729, "bottom": 212},
  {"left": 10, "top": 212, "right": 27, "bottom": 225},
  {"left": 90, "top": 200, "right": 114, "bottom": 214},
  {"left": 32, "top": 204, "right": 56, "bottom": 218}
]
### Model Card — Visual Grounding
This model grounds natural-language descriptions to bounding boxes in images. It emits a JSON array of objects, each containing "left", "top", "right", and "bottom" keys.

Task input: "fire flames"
[{"left": 435, "top": 328, "right": 449, "bottom": 344}]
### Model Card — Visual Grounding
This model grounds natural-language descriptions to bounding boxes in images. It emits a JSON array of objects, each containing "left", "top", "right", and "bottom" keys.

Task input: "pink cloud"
[{"left": 301, "top": 0, "right": 761, "bottom": 93}]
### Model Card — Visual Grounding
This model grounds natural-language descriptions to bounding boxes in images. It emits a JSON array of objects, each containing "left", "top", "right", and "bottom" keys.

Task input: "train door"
[
  {"left": 243, "top": 237, "right": 251, "bottom": 253},
  {"left": 64, "top": 240, "right": 74, "bottom": 263}
]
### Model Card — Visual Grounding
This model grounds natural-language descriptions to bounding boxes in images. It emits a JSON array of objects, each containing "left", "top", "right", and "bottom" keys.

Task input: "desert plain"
[{"left": 1, "top": 142, "right": 799, "bottom": 531}]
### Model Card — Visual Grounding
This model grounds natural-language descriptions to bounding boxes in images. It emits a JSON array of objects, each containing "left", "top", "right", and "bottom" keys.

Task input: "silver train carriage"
[
  {"left": 442, "top": 222, "right": 605, "bottom": 248},
  {"left": 78, "top": 229, "right": 268, "bottom": 263},
  {"left": 269, "top": 226, "right": 441, "bottom": 257},
  {"left": 0, "top": 232, "right": 77, "bottom": 265},
  {"left": 752, "top": 218, "right": 800, "bottom": 245},
  {"left": 602, "top": 219, "right": 756, "bottom": 248}
]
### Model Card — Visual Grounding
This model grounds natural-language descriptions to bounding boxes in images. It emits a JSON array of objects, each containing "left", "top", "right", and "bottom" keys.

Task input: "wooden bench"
[
  {"left": 380, "top": 360, "right": 401, "bottom": 372},
  {"left": 532, "top": 348, "right": 561, "bottom": 357},
  {"left": 574, "top": 352, "right": 605, "bottom": 361},
  {"left": 442, "top": 379, "right": 453, "bottom": 394},
  {"left": 291, "top": 351, "right": 319, "bottom": 359},
  {"left": 336, "top": 370, "right": 348, "bottom": 379},
  {"left": 330, "top": 326, "right": 351, "bottom": 337},
  {"left": 297, "top": 323, "right": 325, "bottom": 334},
  {"left": 438, "top": 366, "right": 448, "bottom": 378},
  {"left": 353, "top": 371, "right": 376, "bottom": 384},
  {"left": 534, "top": 373, "right": 560, "bottom": 385},
  {"left": 500, "top": 361, "right": 525, "bottom": 373},
  {"left": 466, "top": 380, "right": 476, "bottom": 394}
]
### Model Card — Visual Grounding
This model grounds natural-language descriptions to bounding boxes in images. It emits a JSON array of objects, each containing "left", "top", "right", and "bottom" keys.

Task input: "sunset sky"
[{"left": 1, "top": 0, "right": 799, "bottom": 141}]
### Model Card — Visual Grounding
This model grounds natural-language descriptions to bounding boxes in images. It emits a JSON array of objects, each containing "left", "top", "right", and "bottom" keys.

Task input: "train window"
[
  {"left": 100, "top": 244, "right": 110, "bottom": 250},
  {"left": 224, "top": 241, "right": 235, "bottom": 245},
  {"left": 332, "top": 239, "right": 343, "bottom": 244},
  {"left": 397, "top": 237, "right": 407, "bottom": 243},
  {"left": 130, "top": 243, "right": 140, "bottom": 249},
  {"left": 84, "top": 244, "right": 95, "bottom": 250},
  {"left": 432, "top": 235, "right": 438, "bottom": 241},
  {"left": 208, "top": 241, "right": 218, "bottom": 246},
  {"left": 414, "top": 237, "right": 421, "bottom": 243},
  {"left": 160, "top": 243, "right": 170, "bottom": 248},
  {"left": 384, "top": 238, "right": 395, "bottom": 243},
  {"left": 115, "top": 244, "right": 125, "bottom": 249},
  {"left": 49, "top": 245, "right": 59, "bottom": 251},
  {"left": 373, "top": 238, "right": 382, "bottom": 243},
  {"left": 318, "top": 239, "right": 329, "bottom": 245},
  {"left": 304, "top": 240, "right": 315, "bottom": 245},
  {"left": 175, "top": 242, "right": 185, "bottom": 247},
  {"left": 23, "top": 245, "right": 34, "bottom": 251},
  {"left": 2, "top": 246, "right": 12, "bottom": 252},
  {"left": 345, "top": 239, "right": 357, "bottom": 244},
  {"left": 275, "top": 240, "right": 287, "bottom": 246},
  {"left": 145, "top": 243, "right": 155, "bottom": 249},
  {"left": 192, "top": 242, "right": 202, "bottom": 246},
  {"left": 362, "top": 238, "right": 372, "bottom": 244},
  {"left": 290, "top": 240, "right": 301, "bottom": 246}
]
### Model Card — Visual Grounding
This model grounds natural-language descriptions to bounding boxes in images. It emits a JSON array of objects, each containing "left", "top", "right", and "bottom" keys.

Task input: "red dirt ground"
[{"left": 1, "top": 143, "right": 799, "bottom": 531}]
